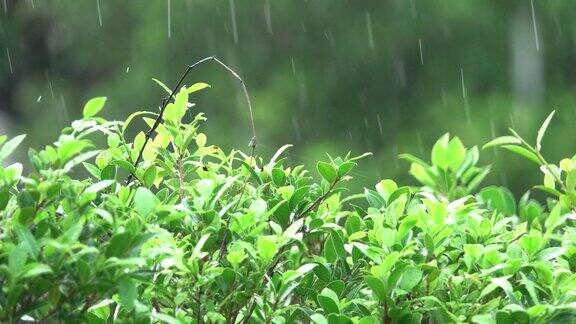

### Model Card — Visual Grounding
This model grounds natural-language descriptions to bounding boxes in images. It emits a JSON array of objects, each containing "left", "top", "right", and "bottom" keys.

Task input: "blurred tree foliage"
[{"left": 1, "top": 0, "right": 576, "bottom": 196}]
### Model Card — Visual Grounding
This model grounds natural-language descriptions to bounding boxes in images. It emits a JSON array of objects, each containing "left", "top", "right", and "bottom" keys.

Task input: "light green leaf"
[
  {"left": 257, "top": 235, "right": 279, "bottom": 264},
  {"left": 83, "top": 97, "right": 107, "bottom": 118},
  {"left": 482, "top": 136, "right": 521, "bottom": 150},
  {"left": 0, "top": 134, "right": 26, "bottom": 164},
  {"left": 134, "top": 187, "right": 158, "bottom": 217},
  {"left": 536, "top": 110, "right": 555, "bottom": 152},
  {"left": 85, "top": 180, "right": 115, "bottom": 194},
  {"left": 431, "top": 133, "right": 450, "bottom": 169},
  {"left": 399, "top": 266, "right": 423, "bottom": 291},
  {"left": 502, "top": 145, "right": 540, "bottom": 164},
  {"left": 317, "top": 161, "right": 337, "bottom": 183},
  {"left": 187, "top": 82, "right": 210, "bottom": 93},
  {"left": 446, "top": 137, "right": 466, "bottom": 171},
  {"left": 152, "top": 78, "right": 172, "bottom": 94}
]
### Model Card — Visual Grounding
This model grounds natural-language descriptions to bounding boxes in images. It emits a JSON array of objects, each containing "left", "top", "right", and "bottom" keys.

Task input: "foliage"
[{"left": 1, "top": 85, "right": 576, "bottom": 323}]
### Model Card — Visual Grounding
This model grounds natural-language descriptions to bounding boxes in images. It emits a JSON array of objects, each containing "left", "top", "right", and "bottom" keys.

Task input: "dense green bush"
[{"left": 1, "top": 83, "right": 576, "bottom": 323}]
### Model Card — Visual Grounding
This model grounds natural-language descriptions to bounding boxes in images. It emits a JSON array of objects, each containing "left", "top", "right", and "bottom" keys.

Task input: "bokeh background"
[{"left": 1, "top": 0, "right": 576, "bottom": 196}]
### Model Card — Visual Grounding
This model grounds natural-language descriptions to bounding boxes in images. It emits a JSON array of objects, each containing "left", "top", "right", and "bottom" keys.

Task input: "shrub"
[{"left": 0, "top": 82, "right": 575, "bottom": 323}]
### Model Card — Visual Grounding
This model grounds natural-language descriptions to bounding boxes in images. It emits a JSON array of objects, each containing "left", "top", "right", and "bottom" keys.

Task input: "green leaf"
[
  {"left": 520, "top": 232, "right": 542, "bottom": 256},
  {"left": 257, "top": 235, "right": 279, "bottom": 264},
  {"left": 187, "top": 82, "right": 210, "bottom": 93},
  {"left": 431, "top": 133, "right": 450, "bottom": 169},
  {"left": 117, "top": 277, "right": 138, "bottom": 311},
  {"left": 83, "top": 97, "right": 107, "bottom": 118},
  {"left": 375, "top": 179, "right": 397, "bottom": 202},
  {"left": 151, "top": 313, "right": 185, "bottom": 324},
  {"left": 537, "top": 247, "right": 566, "bottom": 261},
  {"left": 399, "top": 266, "right": 423, "bottom": 291},
  {"left": 152, "top": 78, "right": 172, "bottom": 94},
  {"left": 317, "top": 288, "right": 339, "bottom": 314},
  {"left": 0, "top": 134, "right": 26, "bottom": 164},
  {"left": 271, "top": 168, "right": 286, "bottom": 186},
  {"left": 364, "top": 275, "right": 387, "bottom": 301},
  {"left": 317, "top": 161, "right": 337, "bottom": 182},
  {"left": 478, "top": 186, "right": 516, "bottom": 216},
  {"left": 14, "top": 223, "right": 40, "bottom": 260},
  {"left": 17, "top": 263, "right": 52, "bottom": 280},
  {"left": 310, "top": 314, "right": 328, "bottom": 324},
  {"left": 134, "top": 187, "right": 158, "bottom": 217},
  {"left": 85, "top": 180, "right": 115, "bottom": 194},
  {"left": 501, "top": 145, "right": 540, "bottom": 164},
  {"left": 491, "top": 277, "right": 516, "bottom": 301},
  {"left": 337, "top": 161, "right": 357, "bottom": 177},
  {"left": 446, "top": 137, "right": 466, "bottom": 171},
  {"left": 482, "top": 136, "right": 521, "bottom": 150},
  {"left": 536, "top": 110, "right": 555, "bottom": 152},
  {"left": 107, "top": 133, "right": 121, "bottom": 148}
]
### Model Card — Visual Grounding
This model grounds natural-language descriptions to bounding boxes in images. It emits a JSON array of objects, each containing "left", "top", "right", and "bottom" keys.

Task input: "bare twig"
[{"left": 126, "top": 56, "right": 257, "bottom": 184}]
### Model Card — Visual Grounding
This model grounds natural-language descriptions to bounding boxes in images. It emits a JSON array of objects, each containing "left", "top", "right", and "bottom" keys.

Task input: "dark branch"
[{"left": 126, "top": 56, "right": 257, "bottom": 184}]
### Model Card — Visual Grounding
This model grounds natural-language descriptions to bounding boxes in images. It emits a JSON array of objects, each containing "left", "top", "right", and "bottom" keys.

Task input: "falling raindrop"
[
  {"left": 416, "top": 131, "right": 424, "bottom": 155},
  {"left": 394, "top": 60, "right": 406, "bottom": 87},
  {"left": 509, "top": 113, "right": 516, "bottom": 129},
  {"left": 2, "top": 0, "right": 6, "bottom": 13},
  {"left": 126, "top": 66, "right": 130, "bottom": 73},
  {"left": 290, "top": 57, "right": 296, "bottom": 76},
  {"left": 460, "top": 68, "right": 467, "bottom": 99},
  {"left": 409, "top": 0, "right": 417, "bottom": 20},
  {"left": 167, "top": 0, "right": 172, "bottom": 38},
  {"left": 292, "top": 116, "right": 301, "bottom": 142},
  {"left": 60, "top": 94, "right": 69, "bottom": 124},
  {"left": 96, "top": 0, "right": 103, "bottom": 27},
  {"left": 530, "top": 0, "right": 540, "bottom": 51},
  {"left": 363, "top": 117, "right": 369, "bottom": 130},
  {"left": 418, "top": 38, "right": 424, "bottom": 65},
  {"left": 461, "top": 69, "right": 471, "bottom": 124},
  {"left": 376, "top": 114, "right": 383, "bottom": 135},
  {"left": 37, "top": 96, "right": 42, "bottom": 102},
  {"left": 6, "top": 48, "right": 13, "bottom": 74},
  {"left": 490, "top": 118, "right": 498, "bottom": 157},
  {"left": 45, "top": 71, "right": 54, "bottom": 98},
  {"left": 324, "top": 29, "right": 334, "bottom": 46},
  {"left": 264, "top": 0, "right": 273, "bottom": 35},
  {"left": 28, "top": 0, "right": 34, "bottom": 9},
  {"left": 229, "top": 0, "right": 238, "bottom": 44},
  {"left": 441, "top": 87, "right": 447, "bottom": 107},
  {"left": 365, "top": 12, "right": 374, "bottom": 50}
]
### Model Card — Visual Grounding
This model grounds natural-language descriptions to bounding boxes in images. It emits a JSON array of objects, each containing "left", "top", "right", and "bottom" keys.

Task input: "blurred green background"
[{"left": 1, "top": 0, "right": 576, "bottom": 196}]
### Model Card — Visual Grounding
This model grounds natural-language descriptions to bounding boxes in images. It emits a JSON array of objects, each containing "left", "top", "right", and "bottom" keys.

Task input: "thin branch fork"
[{"left": 126, "top": 56, "right": 257, "bottom": 184}]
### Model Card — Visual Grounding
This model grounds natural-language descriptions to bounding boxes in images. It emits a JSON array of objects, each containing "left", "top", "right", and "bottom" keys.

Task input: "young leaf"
[
  {"left": 152, "top": 78, "right": 173, "bottom": 94},
  {"left": 0, "top": 134, "right": 26, "bottom": 164},
  {"left": 431, "top": 133, "right": 450, "bottom": 169},
  {"left": 482, "top": 136, "right": 521, "bottom": 150},
  {"left": 501, "top": 145, "right": 540, "bottom": 164},
  {"left": 317, "top": 161, "right": 337, "bottom": 183},
  {"left": 257, "top": 235, "right": 279, "bottom": 264},
  {"left": 83, "top": 97, "right": 107, "bottom": 118},
  {"left": 187, "top": 82, "right": 210, "bottom": 93},
  {"left": 446, "top": 137, "right": 466, "bottom": 171},
  {"left": 134, "top": 187, "right": 158, "bottom": 217},
  {"left": 536, "top": 110, "right": 555, "bottom": 152}
]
